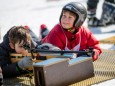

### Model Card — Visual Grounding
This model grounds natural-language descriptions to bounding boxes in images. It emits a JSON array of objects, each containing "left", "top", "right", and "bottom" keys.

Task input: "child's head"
[
  {"left": 9, "top": 26, "right": 31, "bottom": 55},
  {"left": 60, "top": 2, "right": 87, "bottom": 30}
]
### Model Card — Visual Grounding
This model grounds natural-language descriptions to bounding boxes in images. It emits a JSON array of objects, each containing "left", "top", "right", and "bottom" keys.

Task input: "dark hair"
[{"left": 9, "top": 26, "right": 31, "bottom": 46}]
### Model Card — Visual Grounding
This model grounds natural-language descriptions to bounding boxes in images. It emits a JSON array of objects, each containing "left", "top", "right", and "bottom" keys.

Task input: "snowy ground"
[
  {"left": 0, "top": 0, "right": 115, "bottom": 85},
  {"left": 0, "top": 0, "right": 114, "bottom": 50},
  {"left": 92, "top": 79, "right": 115, "bottom": 86}
]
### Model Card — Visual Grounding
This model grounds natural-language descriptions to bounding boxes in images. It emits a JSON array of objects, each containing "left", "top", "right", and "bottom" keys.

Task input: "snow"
[
  {"left": 100, "top": 44, "right": 115, "bottom": 50},
  {"left": 92, "top": 79, "right": 115, "bottom": 86},
  {"left": 0, "top": 0, "right": 115, "bottom": 85}
]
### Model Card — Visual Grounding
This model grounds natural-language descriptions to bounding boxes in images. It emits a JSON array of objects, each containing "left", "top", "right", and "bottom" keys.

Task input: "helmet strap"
[
  {"left": 60, "top": 23, "right": 76, "bottom": 33},
  {"left": 67, "top": 27, "right": 76, "bottom": 33}
]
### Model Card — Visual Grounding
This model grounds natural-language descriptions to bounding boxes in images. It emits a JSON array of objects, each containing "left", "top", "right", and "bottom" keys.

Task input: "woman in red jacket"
[{"left": 42, "top": 2, "right": 102, "bottom": 61}]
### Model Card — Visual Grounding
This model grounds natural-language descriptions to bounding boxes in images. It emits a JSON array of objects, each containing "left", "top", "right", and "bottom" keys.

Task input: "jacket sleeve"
[
  {"left": 0, "top": 47, "right": 29, "bottom": 78},
  {"left": 42, "top": 28, "right": 65, "bottom": 50},
  {"left": 83, "top": 27, "right": 102, "bottom": 61}
]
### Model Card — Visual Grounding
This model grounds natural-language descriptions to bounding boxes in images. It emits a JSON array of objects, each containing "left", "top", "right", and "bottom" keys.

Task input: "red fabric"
[
  {"left": 42, "top": 24, "right": 102, "bottom": 61},
  {"left": 40, "top": 24, "right": 47, "bottom": 30},
  {"left": 24, "top": 25, "right": 30, "bottom": 29}
]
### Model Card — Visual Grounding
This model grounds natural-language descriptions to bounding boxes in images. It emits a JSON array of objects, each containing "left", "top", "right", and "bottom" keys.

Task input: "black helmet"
[{"left": 60, "top": 2, "right": 87, "bottom": 29}]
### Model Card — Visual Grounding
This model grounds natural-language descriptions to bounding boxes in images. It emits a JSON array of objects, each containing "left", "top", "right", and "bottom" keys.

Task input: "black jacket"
[{"left": 0, "top": 28, "right": 41, "bottom": 78}]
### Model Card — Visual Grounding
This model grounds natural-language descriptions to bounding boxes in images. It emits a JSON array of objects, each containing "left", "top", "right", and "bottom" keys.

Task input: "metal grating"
[
  {"left": 70, "top": 49, "right": 115, "bottom": 86},
  {"left": 3, "top": 50, "right": 115, "bottom": 86}
]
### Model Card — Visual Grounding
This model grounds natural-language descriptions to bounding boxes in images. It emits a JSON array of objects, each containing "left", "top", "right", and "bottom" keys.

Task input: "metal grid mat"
[
  {"left": 71, "top": 49, "right": 115, "bottom": 86},
  {"left": 3, "top": 50, "right": 115, "bottom": 86}
]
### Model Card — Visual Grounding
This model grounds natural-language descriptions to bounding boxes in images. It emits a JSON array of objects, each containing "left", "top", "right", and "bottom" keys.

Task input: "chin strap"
[
  {"left": 67, "top": 27, "right": 75, "bottom": 32},
  {"left": 59, "top": 23, "right": 76, "bottom": 33}
]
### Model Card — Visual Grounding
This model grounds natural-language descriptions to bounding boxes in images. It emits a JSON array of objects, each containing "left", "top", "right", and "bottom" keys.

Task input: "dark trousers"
[{"left": 87, "top": 0, "right": 114, "bottom": 9}]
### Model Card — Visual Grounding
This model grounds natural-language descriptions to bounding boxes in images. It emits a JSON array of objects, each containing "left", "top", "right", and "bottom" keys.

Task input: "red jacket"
[{"left": 42, "top": 24, "right": 102, "bottom": 61}]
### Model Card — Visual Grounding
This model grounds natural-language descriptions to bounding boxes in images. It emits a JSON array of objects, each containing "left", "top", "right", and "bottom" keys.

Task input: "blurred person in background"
[
  {"left": 87, "top": 0, "right": 115, "bottom": 27},
  {"left": 39, "top": 24, "right": 49, "bottom": 40}
]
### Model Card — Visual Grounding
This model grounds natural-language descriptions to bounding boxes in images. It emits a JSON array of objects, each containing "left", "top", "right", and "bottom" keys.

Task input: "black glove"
[{"left": 36, "top": 43, "right": 61, "bottom": 50}]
